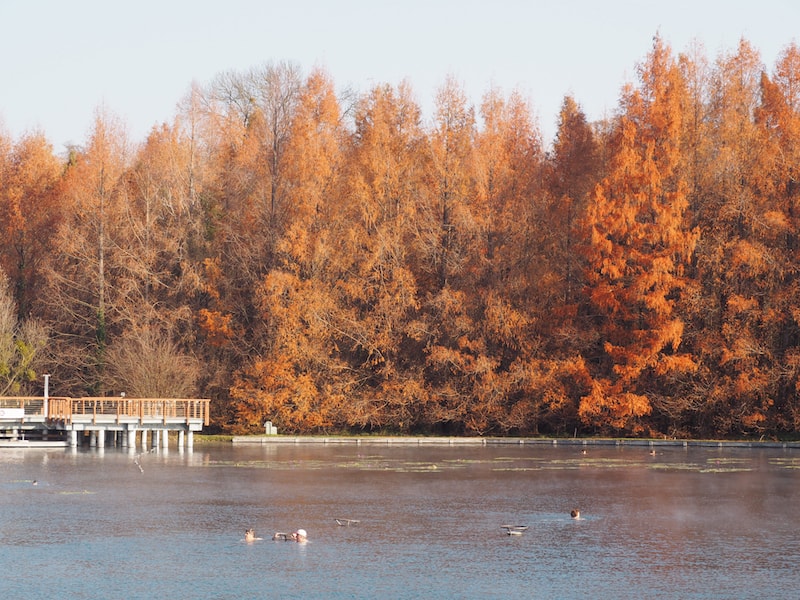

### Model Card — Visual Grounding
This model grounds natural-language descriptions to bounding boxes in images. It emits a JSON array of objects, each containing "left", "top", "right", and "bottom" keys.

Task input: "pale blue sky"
[{"left": 1, "top": 0, "right": 798, "bottom": 153}]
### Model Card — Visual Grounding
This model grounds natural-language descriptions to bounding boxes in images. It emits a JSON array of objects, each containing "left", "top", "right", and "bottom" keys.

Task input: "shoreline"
[{"left": 230, "top": 435, "right": 800, "bottom": 449}]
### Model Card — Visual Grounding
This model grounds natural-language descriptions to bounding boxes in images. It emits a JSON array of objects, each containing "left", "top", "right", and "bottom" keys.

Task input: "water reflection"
[{"left": 1, "top": 443, "right": 799, "bottom": 598}]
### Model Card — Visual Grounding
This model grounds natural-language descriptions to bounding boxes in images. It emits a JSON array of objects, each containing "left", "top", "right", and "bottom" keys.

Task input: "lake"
[{"left": 1, "top": 441, "right": 799, "bottom": 599}]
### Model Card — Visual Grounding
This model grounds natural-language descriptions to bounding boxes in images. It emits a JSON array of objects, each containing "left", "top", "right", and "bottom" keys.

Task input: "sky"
[{"left": 1, "top": 0, "right": 798, "bottom": 154}]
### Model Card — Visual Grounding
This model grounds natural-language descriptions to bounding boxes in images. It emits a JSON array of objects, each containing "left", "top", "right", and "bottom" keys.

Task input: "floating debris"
[{"left": 335, "top": 518, "right": 360, "bottom": 526}]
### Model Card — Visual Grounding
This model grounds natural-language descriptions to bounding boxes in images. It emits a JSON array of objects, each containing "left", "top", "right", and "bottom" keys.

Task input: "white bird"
[{"left": 501, "top": 525, "right": 529, "bottom": 535}]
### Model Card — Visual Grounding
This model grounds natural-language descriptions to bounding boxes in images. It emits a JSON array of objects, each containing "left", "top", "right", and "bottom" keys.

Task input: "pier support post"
[
  {"left": 141, "top": 429, "right": 148, "bottom": 449},
  {"left": 187, "top": 430, "right": 194, "bottom": 449},
  {"left": 178, "top": 430, "right": 185, "bottom": 448},
  {"left": 128, "top": 430, "right": 137, "bottom": 449},
  {"left": 69, "top": 430, "right": 78, "bottom": 447},
  {"left": 90, "top": 430, "right": 97, "bottom": 447},
  {"left": 97, "top": 429, "right": 106, "bottom": 447},
  {"left": 151, "top": 430, "right": 160, "bottom": 450},
  {"left": 162, "top": 430, "right": 169, "bottom": 449}
]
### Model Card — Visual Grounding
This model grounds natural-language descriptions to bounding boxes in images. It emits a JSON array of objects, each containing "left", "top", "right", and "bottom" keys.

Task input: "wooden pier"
[{"left": 0, "top": 396, "right": 210, "bottom": 449}]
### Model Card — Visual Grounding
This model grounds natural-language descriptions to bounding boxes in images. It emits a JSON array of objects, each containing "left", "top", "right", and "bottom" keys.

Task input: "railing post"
[{"left": 44, "top": 374, "right": 50, "bottom": 419}]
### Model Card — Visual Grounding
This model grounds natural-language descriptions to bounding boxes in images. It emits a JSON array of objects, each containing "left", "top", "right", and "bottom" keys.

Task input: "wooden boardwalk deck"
[{"left": 0, "top": 396, "right": 210, "bottom": 449}]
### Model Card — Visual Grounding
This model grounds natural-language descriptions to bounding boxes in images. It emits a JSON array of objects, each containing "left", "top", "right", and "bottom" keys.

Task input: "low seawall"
[{"left": 231, "top": 435, "right": 800, "bottom": 449}]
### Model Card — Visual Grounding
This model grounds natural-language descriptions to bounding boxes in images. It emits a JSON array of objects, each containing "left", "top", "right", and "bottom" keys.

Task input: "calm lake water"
[{"left": 1, "top": 441, "right": 799, "bottom": 599}]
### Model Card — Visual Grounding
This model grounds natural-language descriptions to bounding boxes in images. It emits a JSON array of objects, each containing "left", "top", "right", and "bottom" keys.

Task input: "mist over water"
[{"left": 1, "top": 443, "right": 798, "bottom": 599}]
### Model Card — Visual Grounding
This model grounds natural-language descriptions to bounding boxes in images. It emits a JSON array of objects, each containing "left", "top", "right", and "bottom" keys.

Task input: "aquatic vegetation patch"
[
  {"left": 333, "top": 460, "right": 394, "bottom": 470},
  {"left": 492, "top": 457, "right": 657, "bottom": 471},
  {"left": 768, "top": 457, "right": 800, "bottom": 469},
  {"left": 698, "top": 467, "right": 753, "bottom": 473},
  {"left": 201, "top": 455, "right": 484, "bottom": 472},
  {"left": 649, "top": 463, "right": 703, "bottom": 471},
  {"left": 648, "top": 458, "right": 753, "bottom": 473},
  {"left": 492, "top": 466, "right": 544, "bottom": 472},
  {"left": 699, "top": 458, "right": 752, "bottom": 473},
  {"left": 391, "top": 463, "right": 443, "bottom": 473},
  {"left": 201, "top": 459, "right": 332, "bottom": 470},
  {"left": 705, "top": 457, "right": 751, "bottom": 465},
  {"left": 546, "top": 458, "right": 645, "bottom": 469}
]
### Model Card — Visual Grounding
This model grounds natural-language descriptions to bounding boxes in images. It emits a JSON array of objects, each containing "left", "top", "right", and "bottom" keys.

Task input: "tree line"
[{"left": 2, "top": 35, "right": 800, "bottom": 438}]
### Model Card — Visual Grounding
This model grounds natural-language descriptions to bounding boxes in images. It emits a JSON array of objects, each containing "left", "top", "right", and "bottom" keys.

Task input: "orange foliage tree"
[
  {"left": 330, "top": 82, "right": 430, "bottom": 431},
  {"left": 413, "top": 77, "right": 485, "bottom": 431},
  {"left": 0, "top": 132, "right": 63, "bottom": 318},
  {"left": 229, "top": 69, "right": 347, "bottom": 433},
  {"left": 754, "top": 43, "right": 800, "bottom": 431},
  {"left": 40, "top": 111, "right": 131, "bottom": 395},
  {"left": 685, "top": 39, "right": 785, "bottom": 435},
  {"left": 579, "top": 37, "right": 699, "bottom": 434}
]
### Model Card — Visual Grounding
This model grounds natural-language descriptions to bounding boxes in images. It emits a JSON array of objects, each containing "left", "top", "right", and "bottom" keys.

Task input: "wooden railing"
[
  {"left": 0, "top": 396, "right": 65, "bottom": 415},
  {"left": 0, "top": 396, "right": 210, "bottom": 426}
]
